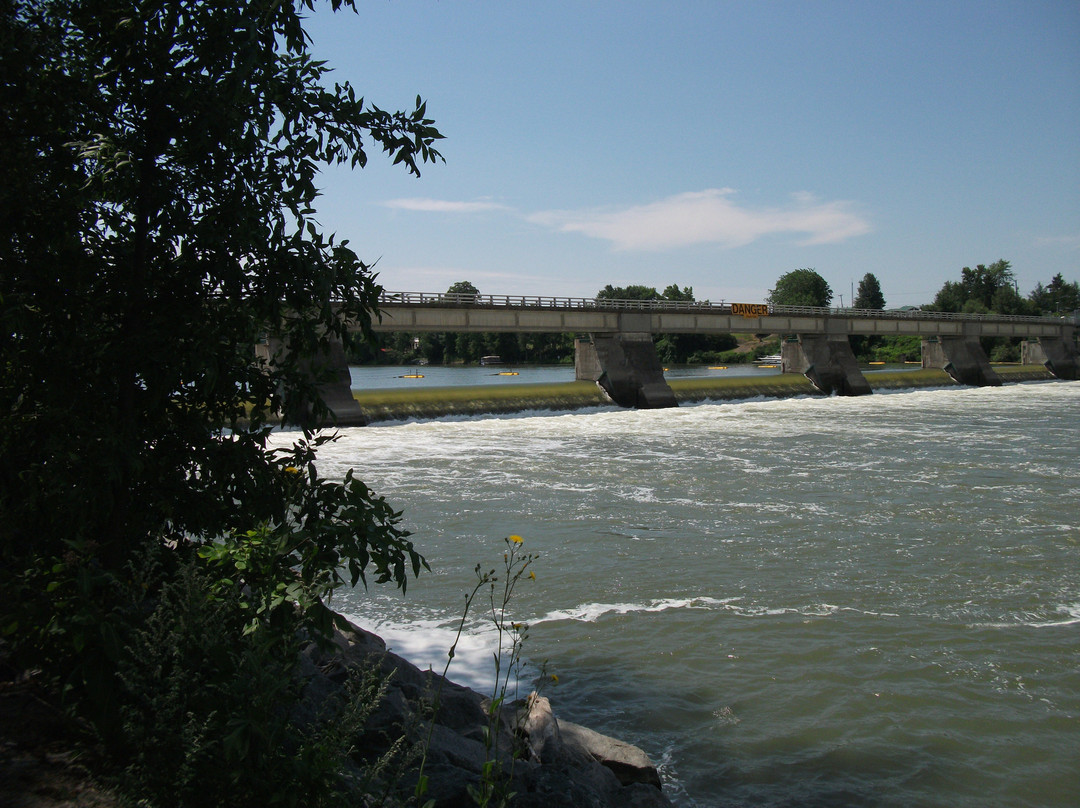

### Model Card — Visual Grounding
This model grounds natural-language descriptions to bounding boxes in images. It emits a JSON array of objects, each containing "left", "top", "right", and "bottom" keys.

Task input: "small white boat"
[
  {"left": 755, "top": 354, "right": 782, "bottom": 365},
  {"left": 479, "top": 355, "right": 504, "bottom": 366}
]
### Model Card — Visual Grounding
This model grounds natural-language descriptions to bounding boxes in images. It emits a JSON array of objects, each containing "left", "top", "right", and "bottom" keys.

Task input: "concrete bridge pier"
[
  {"left": 921, "top": 335, "right": 1002, "bottom": 387},
  {"left": 1021, "top": 337, "right": 1078, "bottom": 380},
  {"left": 781, "top": 334, "right": 872, "bottom": 396},
  {"left": 575, "top": 314, "right": 677, "bottom": 408},
  {"left": 257, "top": 335, "right": 367, "bottom": 428}
]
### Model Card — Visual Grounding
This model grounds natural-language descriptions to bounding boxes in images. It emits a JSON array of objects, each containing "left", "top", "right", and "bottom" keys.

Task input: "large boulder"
[{"left": 558, "top": 720, "right": 664, "bottom": 790}]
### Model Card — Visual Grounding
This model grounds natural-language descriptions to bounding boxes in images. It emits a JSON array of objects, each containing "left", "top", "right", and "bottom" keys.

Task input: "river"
[
  {"left": 346, "top": 361, "right": 919, "bottom": 389},
  {"left": 275, "top": 378, "right": 1079, "bottom": 807}
]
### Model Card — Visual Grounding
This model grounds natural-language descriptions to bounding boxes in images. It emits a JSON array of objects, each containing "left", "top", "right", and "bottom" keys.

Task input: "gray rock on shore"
[{"left": 299, "top": 618, "right": 674, "bottom": 808}]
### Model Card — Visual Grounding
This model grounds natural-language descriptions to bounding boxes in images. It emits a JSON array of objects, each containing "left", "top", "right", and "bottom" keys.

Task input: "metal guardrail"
[{"left": 379, "top": 291, "right": 1066, "bottom": 325}]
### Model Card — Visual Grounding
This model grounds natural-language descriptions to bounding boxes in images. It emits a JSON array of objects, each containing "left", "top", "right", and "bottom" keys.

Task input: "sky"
[{"left": 302, "top": 0, "right": 1080, "bottom": 307}]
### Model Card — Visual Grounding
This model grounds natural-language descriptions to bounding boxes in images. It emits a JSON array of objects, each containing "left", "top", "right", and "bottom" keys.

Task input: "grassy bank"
[
  {"left": 352, "top": 380, "right": 610, "bottom": 422},
  {"left": 350, "top": 365, "right": 1057, "bottom": 423}
]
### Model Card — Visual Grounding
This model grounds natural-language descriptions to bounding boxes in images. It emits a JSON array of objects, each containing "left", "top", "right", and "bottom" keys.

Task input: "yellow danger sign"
[{"left": 731, "top": 303, "right": 769, "bottom": 318}]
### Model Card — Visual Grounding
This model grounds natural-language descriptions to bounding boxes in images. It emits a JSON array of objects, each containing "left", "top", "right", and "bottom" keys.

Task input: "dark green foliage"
[
  {"left": 767, "top": 268, "right": 834, "bottom": 308},
  {"left": 113, "top": 555, "right": 408, "bottom": 808},
  {"left": 1029, "top": 273, "right": 1080, "bottom": 315},
  {"left": 928, "top": 260, "right": 1021, "bottom": 313},
  {"left": 989, "top": 341, "right": 1021, "bottom": 362},
  {"left": 446, "top": 280, "right": 481, "bottom": 299},
  {"left": 853, "top": 273, "right": 886, "bottom": 310},
  {"left": 865, "top": 335, "right": 923, "bottom": 363},
  {"left": 0, "top": 0, "right": 440, "bottom": 793},
  {"left": 597, "top": 283, "right": 660, "bottom": 300},
  {"left": 661, "top": 284, "right": 695, "bottom": 302},
  {"left": 655, "top": 333, "right": 738, "bottom": 365}
]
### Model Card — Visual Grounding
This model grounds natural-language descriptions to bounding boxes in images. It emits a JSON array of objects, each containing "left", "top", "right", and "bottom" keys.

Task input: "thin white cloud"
[
  {"left": 383, "top": 197, "right": 509, "bottom": 214},
  {"left": 1034, "top": 233, "right": 1080, "bottom": 250},
  {"left": 528, "top": 188, "right": 872, "bottom": 251}
]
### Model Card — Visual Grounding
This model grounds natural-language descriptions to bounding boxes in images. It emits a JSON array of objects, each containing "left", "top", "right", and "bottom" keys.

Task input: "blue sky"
[{"left": 304, "top": 0, "right": 1080, "bottom": 306}]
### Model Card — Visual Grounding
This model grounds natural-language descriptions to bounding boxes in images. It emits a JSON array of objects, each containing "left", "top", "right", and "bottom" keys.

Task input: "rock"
[
  {"left": 298, "top": 617, "right": 675, "bottom": 808},
  {"left": 521, "top": 694, "right": 561, "bottom": 763},
  {"left": 558, "top": 721, "right": 664, "bottom": 790}
]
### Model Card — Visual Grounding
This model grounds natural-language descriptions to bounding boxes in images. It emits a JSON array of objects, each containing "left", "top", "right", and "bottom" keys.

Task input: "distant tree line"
[{"left": 926, "top": 260, "right": 1078, "bottom": 317}]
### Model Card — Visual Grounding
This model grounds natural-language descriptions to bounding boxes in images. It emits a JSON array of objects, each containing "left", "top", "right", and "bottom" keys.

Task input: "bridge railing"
[
  {"left": 378, "top": 291, "right": 728, "bottom": 311},
  {"left": 378, "top": 292, "right": 1061, "bottom": 325}
]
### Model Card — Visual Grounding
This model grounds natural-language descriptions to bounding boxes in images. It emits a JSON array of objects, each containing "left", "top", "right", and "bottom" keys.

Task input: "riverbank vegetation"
[{"left": 1, "top": 0, "right": 443, "bottom": 804}]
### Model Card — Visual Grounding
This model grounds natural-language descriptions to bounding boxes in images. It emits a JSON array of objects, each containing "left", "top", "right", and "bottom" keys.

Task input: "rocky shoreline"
[
  {"left": 301, "top": 617, "right": 674, "bottom": 807},
  {"left": 1, "top": 617, "right": 674, "bottom": 808}
]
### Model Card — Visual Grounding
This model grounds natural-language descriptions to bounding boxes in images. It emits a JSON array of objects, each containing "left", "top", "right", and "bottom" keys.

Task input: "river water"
[
  {"left": 346, "top": 362, "right": 789, "bottom": 389},
  {"left": 277, "top": 379, "right": 1079, "bottom": 807}
]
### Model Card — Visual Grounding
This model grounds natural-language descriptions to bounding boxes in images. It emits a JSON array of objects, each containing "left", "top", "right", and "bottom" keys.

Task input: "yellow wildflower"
[
  {"left": 528, "top": 571, "right": 536, "bottom": 580},
  {"left": 284, "top": 466, "right": 300, "bottom": 474},
  {"left": 551, "top": 674, "right": 559, "bottom": 684},
  {"left": 508, "top": 534, "right": 524, "bottom": 544}
]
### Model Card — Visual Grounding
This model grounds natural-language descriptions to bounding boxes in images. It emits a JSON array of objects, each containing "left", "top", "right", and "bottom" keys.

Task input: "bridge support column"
[
  {"left": 258, "top": 335, "right": 367, "bottom": 428},
  {"left": 921, "top": 336, "right": 1002, "bottom": 386},
  {"left": 575, "top": 317, "right": 677, "bottom": 408},
  {"left": 781, "top": 335, "right": 871, "bottom": 396},
  {"left": 574, "top": 337, "right": 603, "bottom": 382},
  {"left": 1021, "top": 337, "right": 1078, "bottom": 380}
]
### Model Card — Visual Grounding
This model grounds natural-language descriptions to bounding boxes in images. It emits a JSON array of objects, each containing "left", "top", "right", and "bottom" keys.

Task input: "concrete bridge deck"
[{"left": 370, "top": 291, "right": 1072, "bottom": 340}]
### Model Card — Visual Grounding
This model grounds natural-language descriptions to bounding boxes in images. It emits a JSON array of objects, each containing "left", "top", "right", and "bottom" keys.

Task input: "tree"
[
  {"left": 853, "top": 273, "right": 886, "bottom": 310},
  {"left": 930, "top": 280, "right": 966, "bottom": 313},
  {"left": 1, "top": 0, "right": 442, "bottom": 780},
  {"left": 597, "top": 283, "right": 659, "bottom": 300},
  {"left": 930, "top": 260, "right": 1015, "bottom": 312},
  {"left": 989, "top": 284, "right": 1030, "bottom": 316},
  {"left": 767, "top": 268, "right": 833, "bottom": 308},
  {"left": 1030, "top": 273, "right": 1080, "bottom": 314},
  {"left": 661, "top": 284, "right": 695, "bottom": 302},
  {"left": 447, "top": 280, "right": 480, "bottom": 300}
]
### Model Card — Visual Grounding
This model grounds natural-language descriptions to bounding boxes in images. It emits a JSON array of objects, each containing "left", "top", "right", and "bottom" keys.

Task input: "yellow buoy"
[{"left": 709, "top": 366, "right": 728, "bottom": 370}]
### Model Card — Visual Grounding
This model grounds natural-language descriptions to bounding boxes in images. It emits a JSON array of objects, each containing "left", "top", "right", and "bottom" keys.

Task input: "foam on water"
[
  {"left": 535, "top": 596, "right": 737, "bottom": 624},
  {"left": 340, "top": 611, "right": 505, "bottom": 691},
  {"left": 970, "top": 600, "right": 1080, "bottom": 629}
]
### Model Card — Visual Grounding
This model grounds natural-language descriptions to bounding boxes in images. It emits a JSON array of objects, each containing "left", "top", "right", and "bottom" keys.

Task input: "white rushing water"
[{"left": 274, "top": 381, "right": 1080, "bottom": 807}]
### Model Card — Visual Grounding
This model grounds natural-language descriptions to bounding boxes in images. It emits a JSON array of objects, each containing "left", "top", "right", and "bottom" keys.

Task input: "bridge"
[
  {"left": 271, "top": 292, "right": 1078, "bottom": 424},
  {"left": 370, "top": 292, "right": 1078, "bottom": 404}
]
